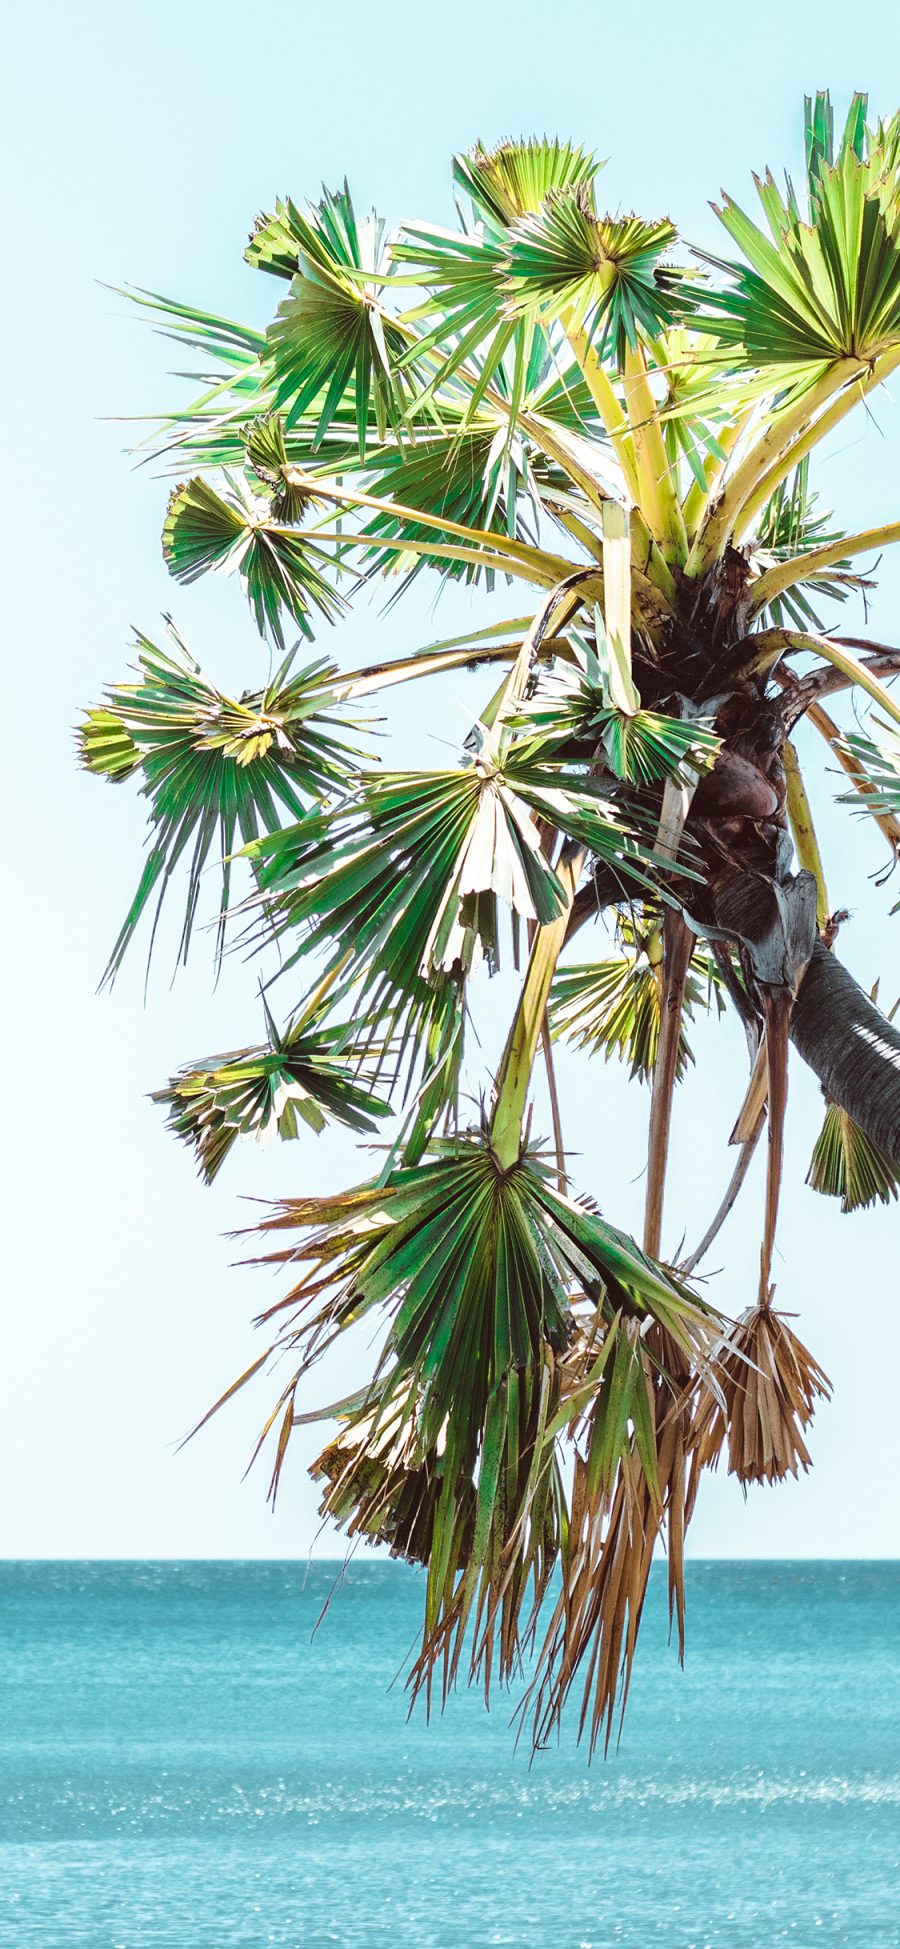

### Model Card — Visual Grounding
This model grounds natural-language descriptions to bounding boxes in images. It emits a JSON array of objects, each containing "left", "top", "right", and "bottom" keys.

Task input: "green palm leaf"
[
  {"left": 514, "top": 622, "right": 720, "bottom": 786},
  {"left": 77, "top": 627, "right": 363, "bottom": 981},
  {"left": 807, "top": 1095, "right": 900, "bottom": 1212},
  {"left": 162, "top": 475, "right": 345, "bottom": 646},
  {"left": 389, "top": 135, "right": 599, "bottom": 421},
  {"left": 696, "top": 98, "right": 900, "bottom": 384},
  {"left": 837, "top": 719, "right": 900, "bottom": 814},
  {"left": 254, "top": 183, "right": 409, "bottom": 455},
  {"left": 245, "top": 756, "right": 570, "bottom": 990},
  {"left": 155, "top": 993, "right": 388, "bottom": 1183},
  {"left": 505, "top": 193, "right": 689, "bottom": 366},
  {"left": 453, "top": 137, "right": 601, "bottom": 228},
  {"left": 550, "top": 935, "right": 722, "bottom": 1082},
  {"left": 356, "top": 424, "right": 542, "bottom": 591},
  {"left": 244, "top": 740, "right": 679, "bottom": 1007}
]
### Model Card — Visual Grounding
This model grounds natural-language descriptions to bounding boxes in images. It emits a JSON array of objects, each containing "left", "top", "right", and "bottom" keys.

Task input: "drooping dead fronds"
[
  {"left": 522, "top": 1322, "right": 704, "bottom": 1756},
  {"left": 689, "top": 1304, "right": 831, "bottom": 1487}
]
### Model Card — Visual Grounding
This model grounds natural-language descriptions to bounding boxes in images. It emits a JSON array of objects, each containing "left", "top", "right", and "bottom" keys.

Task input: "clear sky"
[{"left": 4, "top": 0, "right": 900, "bottom": 1559}]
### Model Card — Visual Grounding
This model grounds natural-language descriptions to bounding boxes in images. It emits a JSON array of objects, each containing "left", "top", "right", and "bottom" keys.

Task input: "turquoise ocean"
[{"left": 1, "top": 1561, "right": 897, "bottom": 1947}]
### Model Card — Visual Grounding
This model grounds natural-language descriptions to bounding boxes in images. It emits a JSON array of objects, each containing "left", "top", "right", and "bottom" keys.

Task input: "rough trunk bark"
[{"left": 790, "top": 941, "right": 900, "bottom": 1166}]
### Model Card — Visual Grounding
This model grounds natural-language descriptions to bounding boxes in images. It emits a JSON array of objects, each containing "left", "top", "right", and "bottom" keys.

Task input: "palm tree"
[{"left": 82, "top": 95, "right": 900, "bottom": 1751}]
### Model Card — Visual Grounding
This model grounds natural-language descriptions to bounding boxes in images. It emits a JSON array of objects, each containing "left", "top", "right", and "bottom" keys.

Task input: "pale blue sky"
[{"left": 4, "top": 0, "right": 900, "bottom": 1558}]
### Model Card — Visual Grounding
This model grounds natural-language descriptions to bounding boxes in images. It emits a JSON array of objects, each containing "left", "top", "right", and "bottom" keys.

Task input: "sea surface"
[{"left": 0, "top": 1561, "right": 897, "bottom": 1948}]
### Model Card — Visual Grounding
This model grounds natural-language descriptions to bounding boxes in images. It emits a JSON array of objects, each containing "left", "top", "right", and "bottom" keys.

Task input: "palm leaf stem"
[
  {"left": 549, "top": 504, "right": 605, "bottom": 564},
  {"left": 805, "top": 697, "right": 900, "bottom": 858},
  {"left": 759, "top": 987, "right": 791, "bottom": 1305},
  {"left": 681, "top": 1111, "right": 765, "bottom": 1275},
  {"left": 527, "top": 412, "right": 679, "bottom": 610},
  {"left": 561, "top": 315, "right": 641, "bottom": 503},
  {"left": 335, "top": 635, "right": 571, "bottom": 701},
  {"left": 621, "top": 343, "right": 687, "bottom": 564},
  {"left": 518, "top": 411, "right": 615, "bottom": 517},
  {"left": 539, "top": 488, "right": 677, "bottom": 616},
  {"left": 377, "top": 292, "right": 661, "bottom": 597},
  {"left": 292, "top": 475, "right": 578, "bottom": 584},
  {"left": 780, "top": 643, "right": 900, "bottom": 723},
  {"left": 310, "top": 525, "right": 568, "bottom": 588},
  {"left": 782, "top": 739, "right": 829, "bottom": 929},
  {"left": 485, "top": 565, "right": 620, "bottom": 1169},
  {"left": 540, "top": 1014, "right": 567, "bottom": 1192},
  {"left": 726, "top": 631, "right": 900, "bottom": 729},
  {"left": 642, "top": 909, "right": 695, "bottom": 1258},
  {"left": 790, "top": 634, "right": 900, "bottom": 732},
  {"left": 733, "top": 347, "right": 900, "bottom": 550},
  {"left": 688, "top": 357, "right": 877, "bottom": 577},
  {"left": 491, "top": 843, "right": 585, "bottom": 1168},
  {"left": 500, "top": 571, "right": 604, "bottom": 729},
  {"left": 731, "top": 1037, "right": 768, "bottom": 1146},
  {"left": 750, "top": 520, "right": 900, "bottom": 616}
]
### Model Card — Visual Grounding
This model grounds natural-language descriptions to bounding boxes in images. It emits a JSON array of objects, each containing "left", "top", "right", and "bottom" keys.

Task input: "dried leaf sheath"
[{"left": 689, "top": 1306, "right": 831, "bottom": 1486}]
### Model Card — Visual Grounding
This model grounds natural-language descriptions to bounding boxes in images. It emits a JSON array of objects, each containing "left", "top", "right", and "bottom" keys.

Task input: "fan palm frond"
[
  {"left": 244, "top": 737, "right": 675, "bottom": 1006},
  {"left": 77, "top": 627, "right": 363, "bottom": 981},
  {"left": 251, "top": 182, "right": 410, "bottom": 455},
  {"left": 162, "top": 474, "right": 346, "bottom": 645},
  {"left": 505, "top": 195, "right": 691, "bottom": 367},
  {"left": 807, "top": 1096, "right": 900, "bottom": 1211},
  {"left": 550, "top": 934, "right": 722, "bottom": 1082},
  {"left": 751, "top": 459, "right": 865, "bottom": 627},
  {"left": 837, "top": 719, "right": 900, "bottom": 814},
  {"left": 356, "top": 424, "right": 542, "bottom": 590},
  {"left": 155, "top": 993, "right": 389, "bottom": 1184},
  {"left": 696, "top": 95, "right": 900, "bottom": 387},
  {"left": 514, "top": 619, "right": 720, "bottom": 786},
  {"left": 453, "top": 137, "right": 601, "bottom": 228},
  {"left": 212, "top": 1131, "right": 715, "bottom": 1702}
]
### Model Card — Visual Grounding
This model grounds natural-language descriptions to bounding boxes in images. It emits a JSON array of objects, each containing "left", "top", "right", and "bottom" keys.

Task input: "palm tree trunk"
[{"left": 790, "top": 942, "right": 900, "bottom": 1165}]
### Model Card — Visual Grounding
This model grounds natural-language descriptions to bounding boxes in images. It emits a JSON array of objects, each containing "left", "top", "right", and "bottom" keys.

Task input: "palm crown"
[{"left": 82, "top": 94, "right": 900, "bottom": 1751}]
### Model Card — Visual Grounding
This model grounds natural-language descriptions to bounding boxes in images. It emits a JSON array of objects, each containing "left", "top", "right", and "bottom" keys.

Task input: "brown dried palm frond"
[
  {"left": 404, "top": 1357, "right": 566, "bottom": 1712},
  {"left": 522, "top": 1323, "right": 704, "bottom": 1756},
  {"left": 689, "top": 1303, "right": 831, "bottom": 1487},
  {"left": 311, "top": 1382, "right": 472, "bottom": 1569}
]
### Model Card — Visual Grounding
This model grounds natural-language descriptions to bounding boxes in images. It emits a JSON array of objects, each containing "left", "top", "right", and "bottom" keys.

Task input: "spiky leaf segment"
[
  {"left": 241, "top": 739, "right": 694, "bottom": 1044},
  {"left": 550, "top": 930, "right": 723, "bottom": 1083},
  {"left": 512, "top": 620, "right": 721, "bottom": 788},
  {"left": 695, "top": 94, "right": 900, "bottom": 388},
  {"left": 453, "top": 137, "right": 602, "bottom": 229},
  {"left": 243, "top": 412, "right": 317, "bottom": 524}
]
